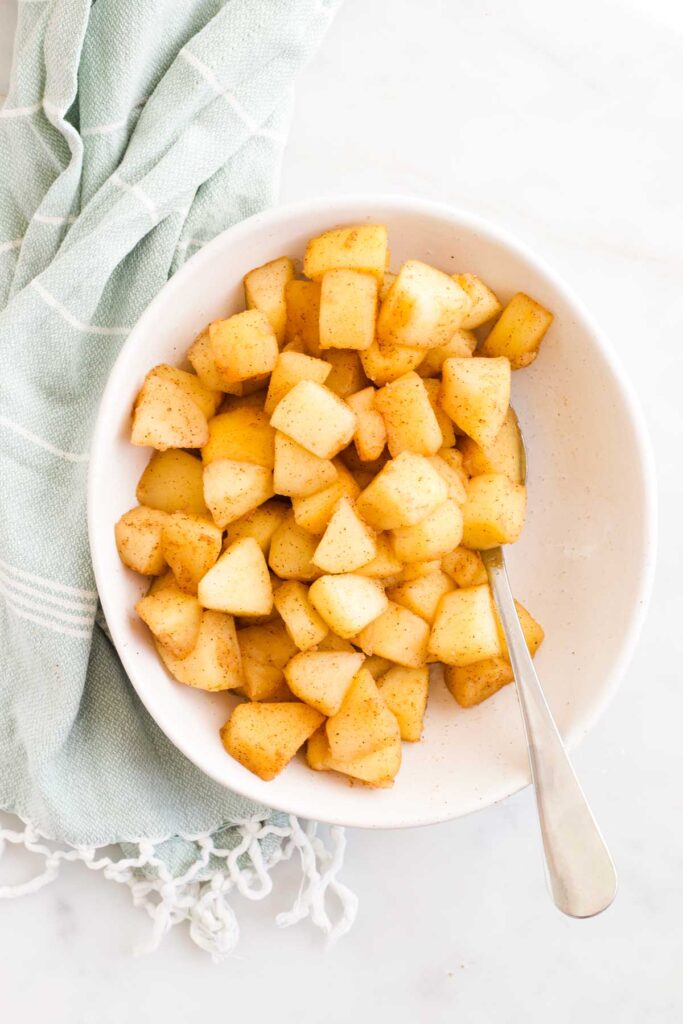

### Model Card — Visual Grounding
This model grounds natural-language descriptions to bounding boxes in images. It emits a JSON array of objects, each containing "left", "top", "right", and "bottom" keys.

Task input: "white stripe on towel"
[
  {"left": 33, "top": 213, "right": 77, "bottom": 225},
  {"left": 1, "top": 601, "right": 93, "bottom": 640},
  {"left": 31, "top": 281, "right": 130, "bottom": 336},
  {"left": 0, "top": 556, "right": 98, "bottom": 601},
  {"left": 111, "top": 172, "right": 158, "bottom": 224},
  {"left": 0, "top": 567, "right": 96, "bottom": 613},
  {"left": 0, "top": 238, "right": 22, "bottom": 255},
  {"left": 0, "top": 414, "right": 90, "bottom": 462},
  {"left": 0, "top": 102, "right": 42, "bottom": 119},
  {"left": 0, "top": 579, "right": 96, "bottom": 626}
]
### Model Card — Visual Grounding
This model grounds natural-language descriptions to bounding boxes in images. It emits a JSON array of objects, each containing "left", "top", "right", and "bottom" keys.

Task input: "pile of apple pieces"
[{"left": 115, "top": 223, "right": 551, "bottom": 786}]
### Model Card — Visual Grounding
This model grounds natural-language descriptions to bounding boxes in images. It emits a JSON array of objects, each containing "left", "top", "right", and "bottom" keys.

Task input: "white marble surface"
[{"left": 1, "top": 0, "right": 682, "bottom": 1020}]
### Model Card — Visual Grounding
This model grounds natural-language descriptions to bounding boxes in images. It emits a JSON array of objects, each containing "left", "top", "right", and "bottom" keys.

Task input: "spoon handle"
[{"left": 482, "top": 546, "right": 618, "bottom": 918}]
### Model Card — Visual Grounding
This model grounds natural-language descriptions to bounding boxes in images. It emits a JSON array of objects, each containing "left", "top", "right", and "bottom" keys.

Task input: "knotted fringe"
[{"left": 0, "top": 813, "right": 358, "bottom": 961}]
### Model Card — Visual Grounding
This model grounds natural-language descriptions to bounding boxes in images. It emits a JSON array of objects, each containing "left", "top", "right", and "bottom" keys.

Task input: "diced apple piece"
[
  {"left": 273, "top": 433, "right": 338, "bottom": 498},
  {"left": 395, "top": 560, "right": 442, "bottom": 581},
  {"left": 307, "top": 726, "right": 401, "bottom": 788},
  {"left": 153, "top": 364, "right": 221, "bottom": 419},
  {"left": 377, "top": 260, "right": 470, "bottom": 349},
  {"left": 157, "top": 609, "right": 242, "bottom": 691},
  {"left": 421, "top": 378, "right": 456, "bottom": 448},
  {"left": 377, "top": 666, "right": 429, "bottom": 741},
  {"left": 237, "top": 620, "right": 299, "bottom": 701},
  {"left": 273, "top": 581, "right": 329, "bottom": 651},
  {"left": 264, "top": 351, "right": 331, "bottom": 415},
  {"left": 461, "top": 473, "right": 527, "bottom": 549},
  {"left": 309, "top": 574, "right": 388, "bottom": 639},
  {"left": 453, "top": 273, "right": 503, "bottom": 329},
  {"left": 319, "top": 269, "right": 378, "bottom": 350},
  {"left": 379, "top": 271, "right": 396, "bottom": 301},
  {"left": 201, "top": 408, "right": 275, "bottom": 469},
  {"left": 357, "top": 601, "right": 430, "bottom": 668},
  {"left": 243, "top": 256, "right": 294, "bottom": 345},
  {"left": 303, "top": 224, "right": 388, "bottom": 282},
  {"left": 355, "top": 533, "right": 403, "bottom": 578},
  {"left": 497, "top": 600, "right": 545, "bottom": 660},
  {"left": 416, "top": 330, "right": 476, "bottom": 377},
  {"left": 480, "top": 292, "right": 553, "bottom": 369},
  {"left": 440, "top": 356, "right": 511, "bottom": 450},
  {"left": 285, "top": 279, "right": 322, "bottom": 354},
  {"left": 316, "top": 632, "right": 357, "bottom": 653},
  {"left": 135, "top": 585, "right": 202, "bottom": 658},
  {"left": 188, "top": 327, "right": 243, "bottom": 394},
  {"left": 347, "top": 387, "right": 387, "bottom": 462},
  {"left": 441, "top": 546, "right": 487, "bottom": 587},
  {"left": 268, "top": 514, "right": 322, "bottom": 582},
  {"left": 429, "top": 585, "right": 502, "bottom": 666},
  {"left": 356, "top": 452, "right": 448, "bottom": 530},
  {"left": 387, "top": 570, "right": 454, "bottom": 623},
  {"left": 161, "top": 511, "right": 222, "bottom": 593},
  {"left": 324, "top": 349, "right": 368, "bottom": 396},
  {"left": 363, "top": 655, "right": 395, "bottom": 679},
  {"left": 136, "top": 450, "right": 207, "bottom": 517},
  {"left": 198, "top": 538, "right": 273, "bottom": 617},
  {"left": 221, "top": 702, "right": 324, "bottom": 781},
  {"left": 390, "top": 499, "right": 463, "bottom": 562},
  {"left": 312, "top": 497, "right": 377, "bottom": 573},
  {"left": 460, "top": 408, "right": 524, "bottom": 483},
  {"left": 223, "top": 500, "right": 289, "bottom": 556},
  {"left": 374, "top": 371, "right": 442, "bottom": 458},
  {"left": 115, "top": 506, "right": 169, "bottom": 575},
  {"left": 326, "top": 667, "right": 400, "bottom": 761},
  {"left": 271, "top": 380, "right": 356, "bottom": 460},
  {"left": 203, "top": 458, "right": 274, "bottom": 528},
  {"left": 291, "top": 461, "right": 360, "bottom": 535},
  {"left": 131, "top": 372, "right": 209, "bottom": 450},
  {"left": 209, "top": 310, "right": 278, "bottom": 384},
  {"left": 360, "top": 338, "right": 424, "bottom": 386},
  {"left": 284, "top": 650, "right": 365, "bottom": 716},
  {"left": 427, "top": 453, "right": 467, "bottom": 505}
]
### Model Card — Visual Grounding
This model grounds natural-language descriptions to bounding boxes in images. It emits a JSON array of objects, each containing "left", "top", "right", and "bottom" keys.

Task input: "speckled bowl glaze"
[{"left": 88, "top": 196, "right": 656, "bottom": 829}]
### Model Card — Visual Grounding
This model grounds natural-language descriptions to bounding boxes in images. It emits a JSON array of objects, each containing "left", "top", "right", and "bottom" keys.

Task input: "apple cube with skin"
[
  {"left": 188, "top": 327, "right": 243, "bottom": 394},
  {"left": 357, "top": 601, "right": 430, "bottom": 668},
  {"left": 135, "top": 584, "right": 203, "bottom": 659},
  {"left": 453, "top": 273, "right": 503, "bottom": 329},
  {"left": 461, "top": 473, "right": 527, "bottom": 549},
  {"left": 198, "top": 538, "right": 273, "bottom": 617},
  {"left": 326, "top": 667, "right": 400, "bottom": 762},
  {"left": 356, "top": 452, "right": 448, "bottom": 531},
  {"left": 306, "top": 726, "right": 401, "bottom": 788},
  {"left": 354, "top": 533, "right": 403, "bottom": 579},
  {"left": 346, "top": 387, "right": 387, "bottom": 462},
  {"left": 312, "top": 497, "right": 377, "bottom": 574},
  {"left": 221, "top": 702, "right": 324, "bottom": 781},
  {"left": 416, "top": 330, "right": 476, "bottom": 377},
  {"left": 156, "top": 609, "right": 242, "bottom": 691},
  {"left": 441, "top": 546, "right": 487, "bottom": 587},
  {"left": 375, "top": 372, "right": 442, "bottom": 457},
  {"left": 131, "top": 372, "right": 209, "bottom": 450},
  {"left": 284, "top": 279, "right": 322, "bottom": 354},
  {"left": 387, "top": 570, "right": 454, "bottom": 623},
  {"left": 319, "top": 269, "right": 378, "bottom": 351},
  {"left": 203, "top": 458, "right": 274, "bottom": 529},
  {"left": 377, "top": 665, "right": 429, "bottom": 742},
  {"left": 136, "top": 450, "right": 207, "bottom": 517},
  {"left": 268, "top": 514, "right": 322, "bottom": 582},
  {"left": 291, "top": 461, "right": 360, "bottom": 535},
  {"left": 161, "top": 511, "right": 222, "bottom": 594},
  {"left": 377, "top": 260, "right": 470, "bottom": 350},
  {"left": 273, "top": 433, "right": 338, "bottom": 498},
  {"left": 360, "top": 338, "right": 425, "bottom": 386},
  {"left": 209, "top": 310, "right": 278, "bottom": 384},
  {"left": 429, "top": 585, "right": 503, "bottom": 666},
  {"left": 223, "top": 500, "right": 289, "bottom": 556},
  {"left": 308, "top": 574, "right": 388, "bottom": 639},
  {"left": 273, "top": 580, "right": 329, "bottom": 651},
  {"left": 323, "top": 349, "right": 369, "bottom": 396},
  {"left": 243, "top": 256, "right": 294, "bottom": 345},
  {"left": 270, "top": 380, "right": 356, "bottom": 459},
  {"left": 284, "top": 650, "right": 365, "bottom": 716},
  {"left": 460, "top": 408, "right": 524, "bottom": 484},
  {"left": 390, "top": 499, "right": 463, "bottom": 563},
  {"left": 237, "top": 619, "right": 299, "bottom": 701},
  {"left": 303, "top": 224, "right": 388, "bottom": 282},
  {"left": 480, "top": 292, "right": 553, "bottom": 369},
  {"left": 440, "top": 356, "right": 511, "bottom": 450},
  {"left": 201, "top": 408, "right": 275, "bottom": 469},
  {"left": 115, "top": 506, "right": 169, "bottom": 575},
  {"left": 264, "top": 351, "right": 331, "bottom": 415}
]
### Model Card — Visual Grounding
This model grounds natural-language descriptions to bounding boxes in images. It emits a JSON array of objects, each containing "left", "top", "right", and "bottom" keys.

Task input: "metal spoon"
[{"left": 480, "top": 419, "right": 617, "bottom": 918}]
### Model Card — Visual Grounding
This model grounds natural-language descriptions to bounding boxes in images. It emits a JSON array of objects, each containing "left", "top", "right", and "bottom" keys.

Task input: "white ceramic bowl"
[{"left": 88, "top": 196, "right": 656, "bottom": 829}]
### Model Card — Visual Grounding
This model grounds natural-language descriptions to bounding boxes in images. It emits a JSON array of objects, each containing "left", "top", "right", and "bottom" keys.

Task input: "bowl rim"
[{"left": 88, "top": 193, "right": 658, "bottom": 829}]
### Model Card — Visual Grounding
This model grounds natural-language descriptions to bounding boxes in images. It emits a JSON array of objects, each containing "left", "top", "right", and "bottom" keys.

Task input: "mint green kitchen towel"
[{"left": 0, "top": 0, "right": 355, "bottom": 959}]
